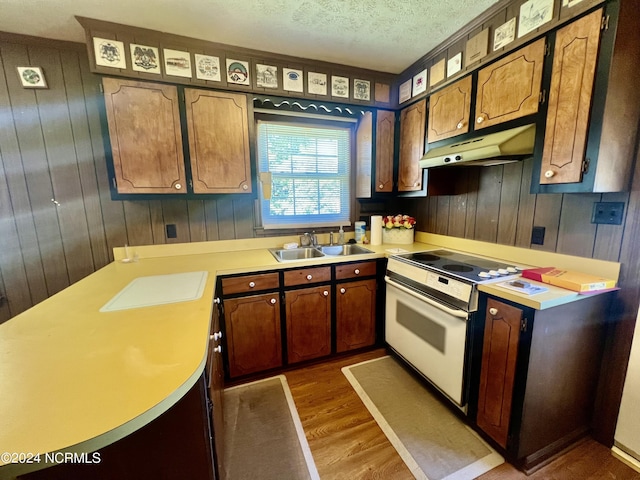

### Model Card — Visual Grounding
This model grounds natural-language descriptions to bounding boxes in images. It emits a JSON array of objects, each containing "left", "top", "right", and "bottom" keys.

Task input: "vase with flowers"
[{"left": 382, "top": 214, "right": 416, "bottom": 244}]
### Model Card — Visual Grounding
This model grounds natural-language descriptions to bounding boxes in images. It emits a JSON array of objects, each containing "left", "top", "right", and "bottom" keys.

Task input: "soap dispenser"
[{"left": 338, "top": 225, "right": 344, "bottom": 244}]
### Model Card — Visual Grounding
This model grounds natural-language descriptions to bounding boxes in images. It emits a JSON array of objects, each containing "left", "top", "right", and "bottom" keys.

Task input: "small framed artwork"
[
  {"left": 331, "top": 76, "right": 349, "bottom": 98},
  {"left": 399, "top": 79, "right": 412, "bottom": 104},
  {"left": 195, "top": 54, "right": 221, "bottom": 81},
  {"left": 412, "top": 69, "right": 427, "bottom": 96},
  {"left": 283, "top": 68, "right": 304, "bottom": 92},
  {"left": 256, "top": 64, "right": 278, "bottom": 88},
  {"left": 447, "top": 52, "right": 463, "bottom": 77},
  {"left": 130, "top": 44, "right": 160, "bottom": 74},
  {"left": 16, "top": 67, "right": 47, "bottom": 88},
  {"left": 163, "top": 49, "right": 192, "bottom": 78},
  {"left": 518, "top": 0, "right": 554, "bottom": 38},
  {"left": 353, "top": 79, "right": 371, "bottom": 101},
  {"left": 466, "top": 29, "right": 489, "bottom": 65},
  {"left": 494, "top": 18, "right": 517, "bottom": 51},
  {"left": 93, "top": 37, "right": 126, "bottom": 69},
  {"left": 307, "top": 72, "right": 327, "bottom": 95},
  {"left": 226, "top": 59, "right": 250, "bottom": 85},
  {"left": 430, "top": 59, "right": 445, "bottom": 86}
]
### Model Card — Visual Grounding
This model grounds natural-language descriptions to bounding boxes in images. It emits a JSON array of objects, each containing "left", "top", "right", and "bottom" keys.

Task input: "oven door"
[{"left": 385, "top": 276, "right": 469, "bottom": 407}]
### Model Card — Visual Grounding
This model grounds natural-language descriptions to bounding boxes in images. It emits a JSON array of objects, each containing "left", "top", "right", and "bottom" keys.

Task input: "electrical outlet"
[
  {"left": 591, "top": 202, "right": 624, "bottom": 225},
  {"left": 166, "top": 224, "right": 177, "bottom": 238},
  {"left": 531, "top": 226, "right": 545, "bottom": 245}
]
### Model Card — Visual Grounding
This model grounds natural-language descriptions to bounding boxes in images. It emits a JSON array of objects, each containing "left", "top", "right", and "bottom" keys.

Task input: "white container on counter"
[{"left": 355, "top": 221, "right": 366, "bottom": 243}]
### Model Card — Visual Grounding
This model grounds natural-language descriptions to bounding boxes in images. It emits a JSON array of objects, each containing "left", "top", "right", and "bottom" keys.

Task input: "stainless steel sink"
[
  {"left": 316, "top": 244, "right": 373, "bottom": 256},
  {"left": 269, "top": 247, "right": 325, "bottom": 262}
]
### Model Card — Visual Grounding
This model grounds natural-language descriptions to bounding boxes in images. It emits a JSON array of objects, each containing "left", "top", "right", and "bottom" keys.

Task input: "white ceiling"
[{"left": 0, "top": 0, "right": 500, "bottom": 74}]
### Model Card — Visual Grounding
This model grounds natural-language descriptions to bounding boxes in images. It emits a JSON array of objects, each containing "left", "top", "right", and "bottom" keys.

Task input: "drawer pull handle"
[
  {"left": 249, "top": 281, "right": 256, "bottom": 288},
  {"left": 306, "top": 274, "right": 313, "bottom": 280},
  {"left": 489, "top": 307, "right": 498, "bottom": 316},
  {"left": 270, "top": 298, "right": 277, "bottom": 305},
  {"left": 323, "top": 290, "right": 329, "bottom": 296},
  {"left": 354, "top": 269, "right": 360, "bottom": 275},
  {"left": 213, "top": 331, "right": 223, "bottom": 341},
  {"left": 340, "top": 288, "right": 346, "bottom": 294},
  {"left": 214, "top": 345, "right": 223, "bottom": 353}
]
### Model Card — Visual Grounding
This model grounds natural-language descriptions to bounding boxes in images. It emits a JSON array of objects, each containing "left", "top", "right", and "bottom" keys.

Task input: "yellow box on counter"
[{"left": 521, "top": 267, "right": 616, "bottom": 293}]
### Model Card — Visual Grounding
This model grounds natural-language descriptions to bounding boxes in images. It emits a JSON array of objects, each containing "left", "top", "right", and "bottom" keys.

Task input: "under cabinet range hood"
[{"left": 420, "top": 124, "right": 536, "bottom": 168}]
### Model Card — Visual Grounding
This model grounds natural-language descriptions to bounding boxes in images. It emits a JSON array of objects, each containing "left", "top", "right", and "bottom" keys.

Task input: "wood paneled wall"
[
  {"left": 400, "top": 158, "right": 630, "bottom": 262},
  {"left": 0, "top": 35, "right": 255, "bottom": 323}
]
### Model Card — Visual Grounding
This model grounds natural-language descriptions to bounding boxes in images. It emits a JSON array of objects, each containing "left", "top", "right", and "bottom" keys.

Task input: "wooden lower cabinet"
[
  {"left": 285, "top": 285, "right": 332, "bottom": 363},
  {"left": 207, "top": 298, "right": 224, "bottom": 475},
  {"left": 336, "top": 279, "right": 377, "bottom": 352},
  {"left": 475, "top": 293, "right": 612, "bottom": 472},
  {"left": 223, "top": 292, "right": 282, "bottom": 378}
]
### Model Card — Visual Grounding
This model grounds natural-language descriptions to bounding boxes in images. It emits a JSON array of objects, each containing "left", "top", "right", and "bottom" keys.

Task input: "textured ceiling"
[{"left": 0, "top": 0, "right": 500, "bottom": 73}]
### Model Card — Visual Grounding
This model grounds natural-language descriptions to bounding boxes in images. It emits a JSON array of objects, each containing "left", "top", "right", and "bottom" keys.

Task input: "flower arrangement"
[{"left": 383, "top": 214, "right": 416, "bottom": 230}]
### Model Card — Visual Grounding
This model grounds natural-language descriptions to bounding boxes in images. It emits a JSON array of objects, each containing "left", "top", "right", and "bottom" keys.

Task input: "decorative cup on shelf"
[{"left": 382, "top": 214, "right": 416, "bottom": 244}]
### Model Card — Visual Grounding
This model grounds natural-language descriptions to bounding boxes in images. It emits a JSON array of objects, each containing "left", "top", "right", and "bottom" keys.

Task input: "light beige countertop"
[{"left": 0, "top": 231, "right": 619, "bottom": 477}]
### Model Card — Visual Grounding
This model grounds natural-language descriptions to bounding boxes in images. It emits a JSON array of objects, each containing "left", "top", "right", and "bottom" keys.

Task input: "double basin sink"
[{"left": 269, "top": 244, "right": 373, "bottom": 262}]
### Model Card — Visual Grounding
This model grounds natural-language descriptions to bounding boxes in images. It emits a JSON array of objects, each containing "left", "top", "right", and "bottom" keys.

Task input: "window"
[{"left": 257, "top": 120, "right": 352, "bottom": 229}]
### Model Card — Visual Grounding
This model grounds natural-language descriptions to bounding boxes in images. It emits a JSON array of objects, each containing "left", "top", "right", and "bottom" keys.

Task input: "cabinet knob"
[
  {"left": 379, "top": 184, "right": 384, "bottom": 189},
  {"left": 249, "top": 281, "right": 256, "bottom": 288},
  {"left": 242, "top": 184, "right": 249, "bottom": 190},
  {"left": 270, "top": 298, "right": 277, "bottom": 304},
  {"left": 544, "top": 170, "right": 555, "bottom": 178},
  {"left": 306, "top": 274, "right": 313, "bottom": 280},
  {"left": 354, "top": 269, "right": 360, "bottom": 275},
  {"left": 456, "top": 121, "right": 464, "bottom": 129},
  {"left": 413, "top": 181, "right": 419, "bottom": 187},
  {"left": 476, "top": 116, "right": 485, "bottom": 124},
  {"left": 213, "top": 297, "right": 220, "bottom": 304},
  {"left": 213, "top": 331, "right": 223, "bottom": 341},
  {"left": 214, "top": 345, "right": 223, "bottom": 353},
  {"left": 489, "top": 307, "right": 498, "bottom": 316},
  {"left": 340, "top": 288, "right": 346, "bottom": 294},
  {"left": 174, "top": 183, "right": 182, "bottom": 190},
  {"left": 323, "top": 290, "right": 329, "bottom": 296}
]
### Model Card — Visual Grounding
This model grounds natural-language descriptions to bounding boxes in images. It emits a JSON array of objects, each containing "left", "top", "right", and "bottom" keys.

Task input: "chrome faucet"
[{"left": 302, "top": 232, "right": 318, "bottom": 247}]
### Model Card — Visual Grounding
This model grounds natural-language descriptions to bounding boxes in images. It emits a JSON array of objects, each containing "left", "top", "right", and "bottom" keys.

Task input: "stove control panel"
[{"left": 425, "top": 271, "right": 473, "bottom": 302}]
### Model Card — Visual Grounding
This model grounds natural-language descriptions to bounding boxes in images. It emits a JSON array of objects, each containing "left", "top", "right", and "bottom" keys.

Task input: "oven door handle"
[{"left": 384, "top": 276, "right": 469, "bottom": 319}]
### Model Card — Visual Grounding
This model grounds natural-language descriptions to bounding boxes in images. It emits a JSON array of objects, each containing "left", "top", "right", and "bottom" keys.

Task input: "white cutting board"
[{"left": 100, "top": 271, "right": 208, "bottom": 312}]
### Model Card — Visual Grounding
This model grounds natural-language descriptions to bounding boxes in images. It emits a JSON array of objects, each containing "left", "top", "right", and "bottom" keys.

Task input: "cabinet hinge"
[
  {"left": 601, "top": 15, "right": 610, "bottom": 31},
  {"left": 111, "top": 177, "right": 117, "bottom": 189},
  {"left": 98, "top": 83, "right": 104, "bottom": 93},
  {"left": 582, "top": 157, "right": 590, "bottom": 173},
  {"left": 521, "top": 318, "right": 528, "bottom": 332},
  {"left": 544, "top": 42, "right": 550, "bottom": 56},
  {"left": 539, "top": 89, "right": 546, "bottom": 105}
]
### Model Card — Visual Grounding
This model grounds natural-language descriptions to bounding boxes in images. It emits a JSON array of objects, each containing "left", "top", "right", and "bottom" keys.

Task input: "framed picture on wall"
[
  {"left": 93, "top": 37, "right": 127, "bottom": 69},
  {"left": 16, "top": 66, "right": 47, "bottom": 88}
]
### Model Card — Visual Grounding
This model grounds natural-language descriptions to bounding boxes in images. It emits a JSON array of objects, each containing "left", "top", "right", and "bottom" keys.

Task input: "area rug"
[
  {"left": 222, "top": 375, "right": 319, "bottom": 480},
  {"left": 342, "top": 356, "right": 504, "bottom": 480}
]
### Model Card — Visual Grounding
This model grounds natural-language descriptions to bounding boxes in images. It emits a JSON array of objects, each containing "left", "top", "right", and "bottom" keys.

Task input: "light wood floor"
[{"left": 284, "top": 348, "right": 640, "bottom": 480}]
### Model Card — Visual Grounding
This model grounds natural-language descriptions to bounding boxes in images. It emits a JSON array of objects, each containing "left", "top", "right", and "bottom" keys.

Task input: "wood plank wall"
[
  {"left": 0, "top": 35, "right": 255, "bottom": 323},
  {"left": 399, "top": 158, "right": 630, "bottom": 262}
]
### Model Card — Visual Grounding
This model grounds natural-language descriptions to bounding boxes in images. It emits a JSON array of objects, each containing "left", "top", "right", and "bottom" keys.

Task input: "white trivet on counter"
[{"left": 100, "top": 271, "right": 208, "bottom": 312}]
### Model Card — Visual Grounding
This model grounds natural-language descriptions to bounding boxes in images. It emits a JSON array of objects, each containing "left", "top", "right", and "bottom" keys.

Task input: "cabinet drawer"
[
  {"left": 284, "top": 267, "right": 331, "bottom": 286},
  {"left": 336, "top": 261, "right": 376, "bottom": 280},
  {"left": 221, "top": 272, "right": 279, "bottom": 295}
]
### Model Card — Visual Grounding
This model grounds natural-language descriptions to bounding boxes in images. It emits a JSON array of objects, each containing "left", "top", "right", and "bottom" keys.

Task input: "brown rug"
[
  {"left": 343, "top": 356, "right": 504, "bottom": 480},
  {"left": 222, "top": 375, "right": 319, "bottom": 480}
]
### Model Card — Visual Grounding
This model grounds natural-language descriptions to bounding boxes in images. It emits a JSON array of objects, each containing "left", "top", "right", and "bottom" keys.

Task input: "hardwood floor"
[{"left": 284, "top": 348, "right": 640, "bottom": 480}]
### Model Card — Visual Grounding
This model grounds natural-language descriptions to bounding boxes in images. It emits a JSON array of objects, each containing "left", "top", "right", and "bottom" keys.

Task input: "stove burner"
[
  {"left": 442, "top": 264, "right": 474, "bottom": 273},
  {"left": 413, "top": 253, "right": 441, "bottom": 262}
]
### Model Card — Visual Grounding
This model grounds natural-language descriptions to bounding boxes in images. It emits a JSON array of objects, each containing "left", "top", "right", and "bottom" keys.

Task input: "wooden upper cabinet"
[
  {"left": 102, "top": 78, "right": 187, "bottom": 194},
  {"left": 539, "top": 9, "right": 602, "bottom": 185},
  {"left": 355, "top": 111, "right": 373, "bottom": 198},
  {"left": 375, "top": 110, "right": 395, "bottom": 192},
  {"left": 427, "top": 76, "right": 472, "bottom": 143},
  {"left": 398, "top": 99, "right": 426, "bottom": 192},
  {"left": 184, "top": 89, "right": 252, "bottom": 194},
  {"left": 475, "top": 38, "right": 545, "bottom": 130},
  {"left": 477, "top": 298, "right": 523, "bottom": 448}
]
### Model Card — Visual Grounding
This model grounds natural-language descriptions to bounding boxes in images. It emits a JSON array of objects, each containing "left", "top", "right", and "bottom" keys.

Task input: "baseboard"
[{"left": 612, "top": 446, "right": 640, "bottom": 473}]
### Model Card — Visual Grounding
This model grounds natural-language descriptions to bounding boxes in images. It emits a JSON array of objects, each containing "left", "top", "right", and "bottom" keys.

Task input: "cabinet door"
[
  {"left": 427, "top": 76, "right": 472, "bottom": 143},
  {"left": 375, "top": 110, "right": 395, "bottom": 192},
  {"left": 539, "top": 9, "right": 602, "bottom": 185},
  {"left": 208, "top": 298, "right": 224, "bottom": 477},
  {"left": 223, "top": 292, "right": 282, "bottom": 377},
  {"left": 184, "top": 89, "right": 252, "bottom": 194},
  {"left": 475, "top": 38, "right": 545, "bottom": 130},
  {"left": 102, "top": 78, "right": 187, "bottom": 194},
  {"left": 477, "top": 298, "right": 523, "bottom": 448},
  {"left": 336, "top": 279, "right": 376, "bottom": 352},
  {"left": 285, "top": 286, "right": 332, "bottom": 363},
  {"left": 398, "top": 99, "right": 426, "bottom": 192}
]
